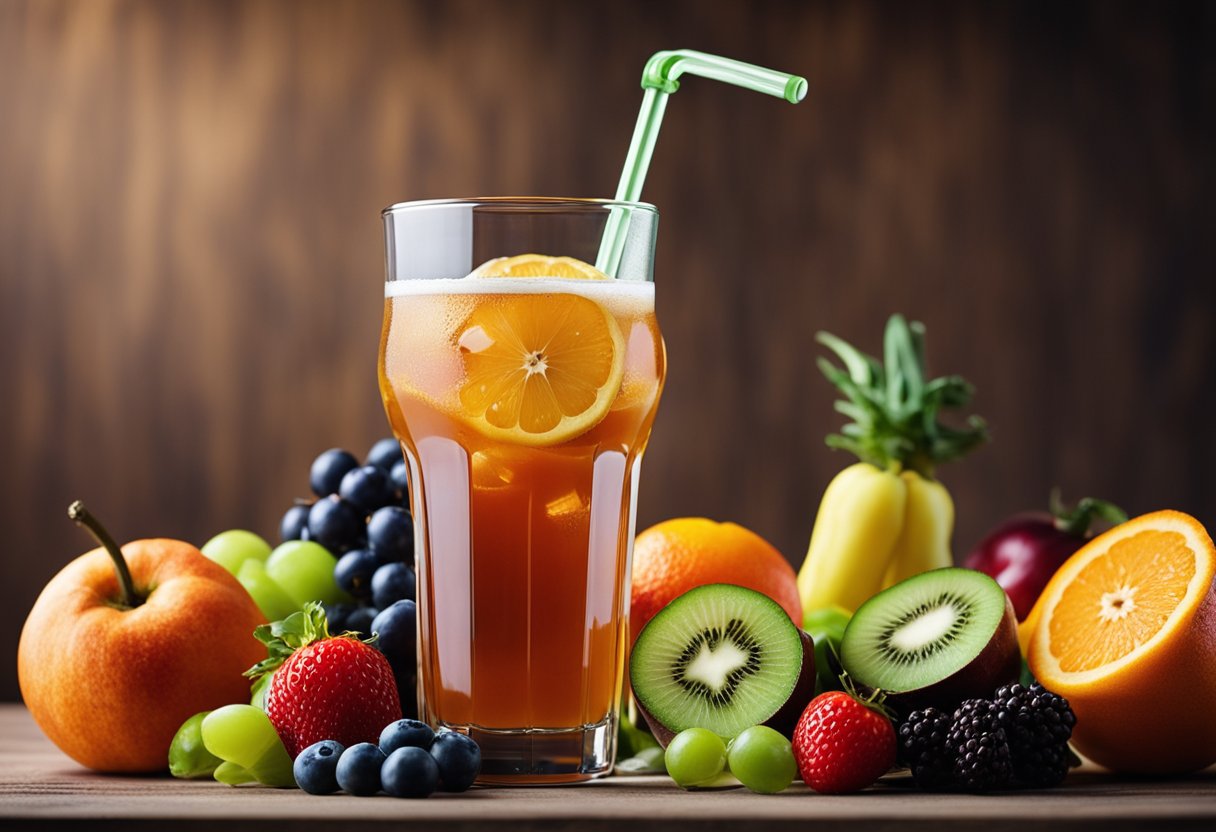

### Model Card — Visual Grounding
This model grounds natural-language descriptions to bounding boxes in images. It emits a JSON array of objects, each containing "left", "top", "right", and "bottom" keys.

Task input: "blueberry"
[
  {"left": 430, "top": 731, "right": 481, "bottom": 792},
  {"left": 366, "top": 438, "right": 405, "bottom": 472},
  {"left": 371, "top": 600, "right": 417, "bottom": 671},
  {"left": 308, "top": 496, "right": 365, "bottom": 554},
  {"left": 389, "top": 459, "right": 410, "bottom": 502},
  {"left": 279, "top": 504, "right": 311, "bottom": 542},
  {"left": 334, "top": 548, "right": 377, "bottom": 599},
  {"left": 345, "top": 606, "right": 377, "bottom": 638},
  {"left": 322, "top": 602, "right": 355, "bottom": 633},
  {"left": 381, "top": 746, "right": 438, "bottom": 798},
  {"left": 368, "top": 507, "right": 414, "bottom": 565},
  {"left": 339, "top": 465, "right": 396, "bottom": 513},
  {"left": 310, "top": 448, "right": 359, "bottom": 498},
  {"left": 372, "top": 563, "right": 416, "bottom": 609},
  {"left": 293, "top": 740, "right": 345, "bottom": 794},
  {"left": 335, "top": 742, "right": 385, "bottom": 796},
  {"left": 379, "top": 718, "right": 434, "bottom": 755}
]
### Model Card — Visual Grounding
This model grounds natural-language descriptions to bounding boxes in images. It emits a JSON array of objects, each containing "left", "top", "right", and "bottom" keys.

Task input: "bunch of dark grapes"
[
  {"left": 280, "top": 438, "right": 418, "bottom": 718},
  {"left": 898, "top": 683, "right": 1075, "bottom": 792}
]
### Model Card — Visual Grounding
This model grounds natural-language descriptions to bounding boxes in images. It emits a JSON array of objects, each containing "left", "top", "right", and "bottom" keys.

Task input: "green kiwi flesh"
[
  {"left": 840, "top": 567, "right": 1020, "bottom": 713},
  {"left": 630, "top": 584, "right": 810, "bottom": 741}
]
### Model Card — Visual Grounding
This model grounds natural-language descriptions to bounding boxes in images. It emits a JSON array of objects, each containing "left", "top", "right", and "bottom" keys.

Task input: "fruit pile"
[
  {"left": 17, "top": 312, "right": 1216, "bottom": 798},
  {"left": 201, "top": 439, "right": 421, "bottom": 719},
  {"left": 628, "top": 552, "right": 1087, "bottom": 794},
  {"left": 168, "top": 601, "right": 482, "bottom": 796}
]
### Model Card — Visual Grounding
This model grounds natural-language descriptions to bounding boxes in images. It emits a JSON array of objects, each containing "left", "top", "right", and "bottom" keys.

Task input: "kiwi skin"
[
  {"left": 632, "top": 629, "right": 817, "bottom": 748},
  {"left": 761, "top": 629, "right": 818, "bottom": 738},
  {"left": 853, "top": 591, "right": 1021, "bottom": 717}
]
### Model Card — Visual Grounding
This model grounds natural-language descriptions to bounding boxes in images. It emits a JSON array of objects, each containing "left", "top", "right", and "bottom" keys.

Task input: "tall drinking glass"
[{"left": 378, "top": 198, "right": 664, "bottom": 783}]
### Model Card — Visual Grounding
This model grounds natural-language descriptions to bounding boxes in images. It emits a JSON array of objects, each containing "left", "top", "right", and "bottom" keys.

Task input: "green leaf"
[
  {"left": 816, "top": 331, "right": 873, "bottom": 386},
  {"left": 243, "top": 601, "right": 330, "bottom": 681},
  {"left": 249, "top": 673, "right": 272, "bottom": 709},
  {"left": 816, "top": 315, "right": 988, "bottom": 470},
  {"left": 616, "top": 746, "right": 666, "bottom": 775}
]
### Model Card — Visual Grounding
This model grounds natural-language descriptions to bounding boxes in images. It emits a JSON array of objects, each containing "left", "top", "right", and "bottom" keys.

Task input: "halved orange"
[
  {"left": 455, "top": 291, "right": 624, "bottom": 446},
  {"left": 470, "top": 254, "right": 610, "bottom": 280},
  {"left": 1027, "top": 510, "right": 1216, "bottom": 773}
]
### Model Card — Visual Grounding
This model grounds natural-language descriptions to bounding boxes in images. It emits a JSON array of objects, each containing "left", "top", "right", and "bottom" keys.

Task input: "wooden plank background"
[{"left": 0, "top": 0, "right": 1213, "bottom": 703}]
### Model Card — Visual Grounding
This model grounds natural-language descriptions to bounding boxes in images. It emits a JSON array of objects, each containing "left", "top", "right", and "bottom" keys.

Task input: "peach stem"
[{"left": 68, "top": 500, "right": 141, "bottom": 609}]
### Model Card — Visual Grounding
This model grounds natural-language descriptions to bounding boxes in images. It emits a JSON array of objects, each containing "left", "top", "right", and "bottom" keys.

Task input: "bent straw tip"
[{"left": 785, "top": 76, "right": 808, "bottom": 104}]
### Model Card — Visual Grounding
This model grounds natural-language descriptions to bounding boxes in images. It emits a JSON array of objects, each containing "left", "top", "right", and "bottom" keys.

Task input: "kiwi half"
[
  {"left": 840, "top": 567, "right": 1019, "bottom": 713},
  {"left": 630, "top": 583, "right": 814, "bottom": 744}
]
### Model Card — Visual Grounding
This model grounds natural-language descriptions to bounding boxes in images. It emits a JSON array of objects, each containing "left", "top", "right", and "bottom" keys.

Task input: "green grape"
[
  {"left": 664, "top": 727, "right": 727, "bottom": 789},
  {"left": 201, "top": 705, "right": 278, "bottom": 769},
  {"left": 237, "top": 560, "right": 299, "bottom": 622},
  {"left": 201, "top": 530, "right": 272, "bottom": 575},
  {"left": 726, "top": 725, "right": 796, "bottom": 794},
  {"left": 200, "top": 705, "right": 295, "bottom": 787},
  {"left": 213, "top": 761, "right": 258, "bottom": 786},
  {"left": 803, "top": 605, "right": 851, "bottom": 694},
  {"left": 168, "top": 712, "right": 223, "bottom": 779},
  {"left": 264, "top": 541, "right": 347, "bottom": 606}
]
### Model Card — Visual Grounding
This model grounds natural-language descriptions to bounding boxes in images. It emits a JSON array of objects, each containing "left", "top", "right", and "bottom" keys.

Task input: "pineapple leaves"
[{"left": 815, "top": 315, "right": 988, "bottom": 477}]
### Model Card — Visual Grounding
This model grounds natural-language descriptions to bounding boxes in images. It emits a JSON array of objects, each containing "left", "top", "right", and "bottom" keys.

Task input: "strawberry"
[
  {"left": 245, "top": 602, "right": 401, "bottom": 758},
  {"left": 792, "top": 689, "right": 896, "bottom": 794}
]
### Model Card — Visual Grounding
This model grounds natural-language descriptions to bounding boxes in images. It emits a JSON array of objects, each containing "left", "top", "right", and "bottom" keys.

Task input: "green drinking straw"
[{"left": 596, "top": 50, "right": 807, "bottom": 276}]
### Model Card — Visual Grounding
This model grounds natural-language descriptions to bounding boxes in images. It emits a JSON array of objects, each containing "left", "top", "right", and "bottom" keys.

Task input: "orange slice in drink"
[
  {"left": 455, "top": 290, "right": 624, "bottom": 446},
  {"left": 470, "top": 254, "right": 610, "bottom": 280},
  {"left": 1027, "top": 509, "right": 1216, "bottom": 773}
]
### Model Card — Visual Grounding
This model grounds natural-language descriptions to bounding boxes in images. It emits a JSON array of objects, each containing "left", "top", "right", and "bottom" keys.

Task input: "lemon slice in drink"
[
  {"left": 470, "top": 253, "right": 611, "bottom": 280},
  {"left": 456, "top": 256, "right": 624, "bottom": 446}
]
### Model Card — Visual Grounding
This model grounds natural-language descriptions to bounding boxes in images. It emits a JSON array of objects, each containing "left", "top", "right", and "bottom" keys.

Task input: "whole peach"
[{"left": 18, "top": 505, "right": 267, "bottom": 772}]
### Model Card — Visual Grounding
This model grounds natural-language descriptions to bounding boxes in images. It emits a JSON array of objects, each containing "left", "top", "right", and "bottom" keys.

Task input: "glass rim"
[{"left": 381, "top": 196, "right": 659, "bottom": 217}]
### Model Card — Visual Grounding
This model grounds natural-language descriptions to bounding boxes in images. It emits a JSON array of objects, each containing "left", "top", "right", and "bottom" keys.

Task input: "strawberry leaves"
[{"left": 244, "top": 601, "right": 378, "bottom": 683}]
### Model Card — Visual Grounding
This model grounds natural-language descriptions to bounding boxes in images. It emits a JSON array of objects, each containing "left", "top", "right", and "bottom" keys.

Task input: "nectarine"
[{"left": 18, "top": 503, "right": 267, "bottom": 772}]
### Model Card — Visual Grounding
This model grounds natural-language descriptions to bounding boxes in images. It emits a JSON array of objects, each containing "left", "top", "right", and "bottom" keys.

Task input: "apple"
[
  {"left": 17, "top": 502, "right": 267, "bottom": 772},
  {"left": 964, "top": 494, "right": 1126, "bottom": 619}
]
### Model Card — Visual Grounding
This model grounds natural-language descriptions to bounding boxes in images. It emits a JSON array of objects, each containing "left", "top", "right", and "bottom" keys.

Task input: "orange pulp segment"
[
  {"left": 456, "top": 292, "right": 624, "bottom": 446},
  {"left": 1032, "top": 510, "right": 1214, "bottom": 684}
]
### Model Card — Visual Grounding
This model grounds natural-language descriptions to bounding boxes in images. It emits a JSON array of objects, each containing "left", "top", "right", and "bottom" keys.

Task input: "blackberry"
[
  {"left": 898, "top": 707, "right": 954, "bottom": 790},
  {"left": 993, "top": 682, "right": 1076, "bottom": 788},
  {"left": 947, "top": 699, "right": 1012, "bottom": 792}
]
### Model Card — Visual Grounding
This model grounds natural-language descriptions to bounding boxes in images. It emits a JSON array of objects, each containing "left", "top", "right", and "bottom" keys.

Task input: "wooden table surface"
[{"left": 2, "top": 704, "right": 1214, "bottom": 831}]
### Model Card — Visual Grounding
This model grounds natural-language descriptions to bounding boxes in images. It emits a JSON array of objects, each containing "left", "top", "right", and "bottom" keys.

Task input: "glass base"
[{"left": 441, "top": 714, "right": 617, "bottom": 785}]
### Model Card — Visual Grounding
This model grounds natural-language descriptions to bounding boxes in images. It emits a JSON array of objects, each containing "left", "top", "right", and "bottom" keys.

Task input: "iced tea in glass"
[{"left": 378, "top": 199, "right": 663, "bottom": 783}]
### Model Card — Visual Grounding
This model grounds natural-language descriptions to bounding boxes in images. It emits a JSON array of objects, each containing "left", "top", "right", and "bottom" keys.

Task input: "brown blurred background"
[{"left": 1, "top": 0, "right": 1213, "bottom": 702}]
